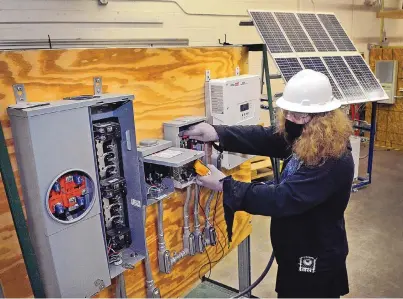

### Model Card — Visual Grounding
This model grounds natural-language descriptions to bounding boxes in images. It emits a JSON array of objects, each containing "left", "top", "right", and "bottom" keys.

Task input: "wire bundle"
[{"left": 197, "top": 189, "right": 227, "bottom": 279}]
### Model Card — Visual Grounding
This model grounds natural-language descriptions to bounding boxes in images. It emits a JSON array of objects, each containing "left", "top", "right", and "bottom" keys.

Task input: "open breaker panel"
[{"left": 7, "top": 95, "right": 146, "bottom": 297}]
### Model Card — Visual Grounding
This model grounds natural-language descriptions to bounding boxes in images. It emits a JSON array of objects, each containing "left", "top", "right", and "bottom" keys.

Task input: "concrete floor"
[{"left": 208, "top": 147, "right": 403, "bottom": 298}]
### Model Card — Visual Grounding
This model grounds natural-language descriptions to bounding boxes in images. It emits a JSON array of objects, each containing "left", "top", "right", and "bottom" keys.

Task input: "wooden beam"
[{"left": 377, "top": 9, "right": 403, "bottom": 19}]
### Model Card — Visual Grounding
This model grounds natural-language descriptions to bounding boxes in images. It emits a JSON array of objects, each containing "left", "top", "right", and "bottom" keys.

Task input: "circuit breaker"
[
  {"left": 206, "top": 74, "right": 261, "bottom": 169},
  {"left": 7, "top": 94, "right": 146, "bottom": 297},
  {"left": 138, "top": 138, "right": 204, "bottom": 205}
]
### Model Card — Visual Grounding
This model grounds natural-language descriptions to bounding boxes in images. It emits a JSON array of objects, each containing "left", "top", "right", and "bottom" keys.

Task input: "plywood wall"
[
  {"left": 0, "top": 47, "right": 252, "bottom": 298},
  {"left": 369, "top": 47, "right": 403, "bottom": 150}
]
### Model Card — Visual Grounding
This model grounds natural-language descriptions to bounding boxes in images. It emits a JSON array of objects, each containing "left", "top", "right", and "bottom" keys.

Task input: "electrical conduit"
[
  {"left": 157, "top": 185, "right": 195, "bottom": 272},
  {"left": 193, "top": 184, "right": 204, "bottom": 253},
  {"left": 143, "top": 206, "right": 160, "bottom": 298},
  {"left": 203, "top": 190, "right": 216, "bottom": 246}
]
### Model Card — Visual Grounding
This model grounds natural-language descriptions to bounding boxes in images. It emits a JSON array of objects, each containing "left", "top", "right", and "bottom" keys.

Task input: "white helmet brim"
[{"left": 276, "top": 96, "right": 342, "bottom": 113}]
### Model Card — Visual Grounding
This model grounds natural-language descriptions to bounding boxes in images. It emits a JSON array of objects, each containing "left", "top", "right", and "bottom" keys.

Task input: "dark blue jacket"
[{"left": 214, "top": 125, "right": 354, "bottom": 275}]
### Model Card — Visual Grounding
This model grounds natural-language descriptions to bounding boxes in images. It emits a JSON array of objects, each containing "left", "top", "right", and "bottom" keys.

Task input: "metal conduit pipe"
[
  {"left": 157, "top": 200, "right": 172, "bottom": 273},
  {"left": 157, "top": 200, "right": 166, "bottom": 251},
  {"left": 180, "top": 185, "right": 194, "bottom": 257},
  {"left": 183, "top": 185, "right": 192, "bottom": 230},
  {"left": 203, "top": 190, "right": 217, "bottom": 246},
  {"left": 193, "top": 184, "right": 204, "bottom": 253},
  {"left": 143, "top": 206, "right": 161, "bottom": 298},
  {"left": 157, "top": 185, "right": 195, "bottom": 273},
  {"left": 171, "top": 185, "right": 195, "bottom": 264},
  {"left": 204, "top": 190, "right": 216, "bottom": 224},
  {"left": 193, "top": 184, "right": 201, "bottom": 232}
]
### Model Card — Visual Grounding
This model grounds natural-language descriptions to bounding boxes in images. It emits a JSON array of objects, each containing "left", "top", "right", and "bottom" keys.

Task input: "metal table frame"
[{"left": 352, "top": 102, "right": 377, "bottom": 191}]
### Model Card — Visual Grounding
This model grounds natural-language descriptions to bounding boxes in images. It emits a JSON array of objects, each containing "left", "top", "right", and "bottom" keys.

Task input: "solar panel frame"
[
  {"left": 297, "top": 13, "right": 337, "bottom": 52},
  {"left": 274, "top": 12, "right": 316, "bottom": 53},
  {"left": 317, "top": 14, "right": 356, "bottom": 52},
  {"left": 249, "top": 11, "right": 293, "bottom": 54},
  {"left": 323, "top": 56, "right": 366, "bottom": 102},
  {"left": 274, "top": 57, "right": 304, "bottom": 82},
  {"left": 248, "top": 10, "right": 388, "bottom": 104},
  {"left": 343, "top": 55, "right": 387, "bottom": 100},
  {"left": 299, "top": 57, "right": 344, "bottom": 101}
]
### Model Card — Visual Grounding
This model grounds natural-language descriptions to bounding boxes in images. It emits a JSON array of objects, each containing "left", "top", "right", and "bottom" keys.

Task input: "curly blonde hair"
[{"left": 277, "top": 109, "right": 353, "bottom": 166}]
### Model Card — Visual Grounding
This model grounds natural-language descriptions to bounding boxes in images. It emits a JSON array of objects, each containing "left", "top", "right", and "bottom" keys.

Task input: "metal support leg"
[
  {"left": 368, "top": 102, "right": 377, "bottom": 184},
  {"left": 263, "top": 45, "right": 281, "bottom": 180},
  {"left": 0, "top": 123, "right": 45, "bottom": 297},
  {"left": 238, "top": 236, "right": 252, "bottom": 297}
]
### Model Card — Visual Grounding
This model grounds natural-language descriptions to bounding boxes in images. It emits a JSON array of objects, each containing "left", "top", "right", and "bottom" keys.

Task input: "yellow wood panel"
[
  {"left": 392, "top": 49, "right": 403, "bottom": 78},
  {"left": 388, "top": 132, "right": 403, "bottom": 145},
  {"left": 0, "top": 47, "right": 252, "bottom": 298},
  {"left": 377, "top": 10, "right": 403, "bottom": 19},
  {"left": 369, "top": 48, "right": 382, "bottom": 71},
  {"left": 387, "top": 111, "right": 403, "bottom": 134},
  {"left": 376, "top": 130, "right": 387, "bottom": 142},
  {"left": 382, "top": 48, "right": 393, "bottom": 60},
  {"left": 376, "top": 109, "right": 389, "bottom": 131}
]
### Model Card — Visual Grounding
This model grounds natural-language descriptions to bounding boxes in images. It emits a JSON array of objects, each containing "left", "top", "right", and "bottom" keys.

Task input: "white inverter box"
[{"left": 206, "top": 74, "right": 261, "bottom": 170}]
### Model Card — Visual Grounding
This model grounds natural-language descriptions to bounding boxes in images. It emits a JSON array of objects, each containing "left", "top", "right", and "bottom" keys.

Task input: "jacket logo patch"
[{"left": 299, "top": 256, "right": 317, "bottom": 273}]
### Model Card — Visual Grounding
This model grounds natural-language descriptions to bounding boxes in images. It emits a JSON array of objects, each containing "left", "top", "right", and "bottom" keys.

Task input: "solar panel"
[
  {"left": 249, "top": 11, "right": 293, "bottom": 53},
  {"left": 318, "top": 14, "right": 356, "bottom": 51},
  {"left": 299, "top": 57, "right": 344, "bottom": 100},
  {"left": 297, "top": 13, "right": 337, "bottom": 52},
  {"left": 248, "top": 10, "right": 388, "bottom": 104},
  {"left": 274, "top": 58, "right": 303, "bottom": 82},
  {"left": 344, "top": 56, "right": 386, "bottom": 100},
  {"left": 323, "top": 56, "right": 365, "bottom": 102},
  {"left": 274, "top": 12, "right": 315, "bottom": 52}
]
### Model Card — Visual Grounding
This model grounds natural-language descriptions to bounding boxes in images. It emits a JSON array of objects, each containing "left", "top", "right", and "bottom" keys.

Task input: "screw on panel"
[
  {"left": 235, "top": 66, "right": 240, "bottom": 76},
  {"left": 205, "top": 70, "right": 211, "bottom": 82},
  {"left": 93, "top": 77, "right": 103, "bottom": 95},
  {"left": 98, "top": 0, "right": 108, "bottom": 5},
  {"left": 12, "top": 84, "right": 27, "bottom": 103}
]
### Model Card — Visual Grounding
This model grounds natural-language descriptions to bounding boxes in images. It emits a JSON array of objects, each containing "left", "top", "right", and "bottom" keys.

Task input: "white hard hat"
[{"left": 276, "top": 69, "right": 341, "bottom": 113}]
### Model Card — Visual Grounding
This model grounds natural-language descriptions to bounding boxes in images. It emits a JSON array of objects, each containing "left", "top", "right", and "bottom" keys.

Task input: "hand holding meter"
[
  {"left": 195, "top": 164, "right": 225, "bottom": 192},
  {"left": 194, "top": 159, "right": 211, "bottom": 176}
]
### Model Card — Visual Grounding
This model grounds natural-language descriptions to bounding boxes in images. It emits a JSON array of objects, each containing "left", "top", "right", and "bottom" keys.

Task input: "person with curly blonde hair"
[{"left": 183, "top": 69, "right": 354, "bottom": 298}]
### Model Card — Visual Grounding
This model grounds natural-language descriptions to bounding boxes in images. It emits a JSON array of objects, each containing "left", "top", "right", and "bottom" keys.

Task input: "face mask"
[{"left": 285, "top": 119, "right": 305, "bottom": 143}]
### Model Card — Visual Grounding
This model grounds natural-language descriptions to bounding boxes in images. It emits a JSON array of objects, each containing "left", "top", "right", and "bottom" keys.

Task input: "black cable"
[
  {"left": 232, "top": 160, "right": 279, "bottom": 298},
  {"left": 231, "top": 253, "right": 276, "bottom": 299}
]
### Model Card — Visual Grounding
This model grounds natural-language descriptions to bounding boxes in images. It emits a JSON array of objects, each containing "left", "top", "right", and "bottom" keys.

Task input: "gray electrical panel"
[
  {"left": 375, "top": 60, "right": 398, "bottom": 105},
  {"left": 7, "top": 94, "right": 146, "bottom": 297}
]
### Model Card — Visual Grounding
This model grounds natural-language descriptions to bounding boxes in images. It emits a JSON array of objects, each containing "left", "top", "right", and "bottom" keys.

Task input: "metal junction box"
[
  {"left": 7, "top": 94, "right": 146, "bottom": 297},
  {"left": 375, "top": 60, "right": 397, "bottom": 105},
  {"left": 163, "top": 116, "right": 207, "bottom": 149},
  {"left": 137, "top": 138, "right": 204, "bottom": 204}
]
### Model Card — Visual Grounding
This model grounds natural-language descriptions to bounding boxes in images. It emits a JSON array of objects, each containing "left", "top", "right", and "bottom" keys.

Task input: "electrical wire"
[
  {"left": 232, "top": 159, "right": 279, "bottom": 298},
  {"left": 197, "top": 188, "right": 226, "bottom": 279},
  {"left": 232, "top": 253, "right": 276, "bottom": 299}
]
